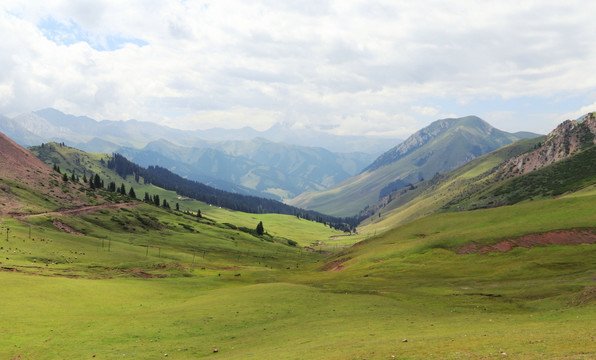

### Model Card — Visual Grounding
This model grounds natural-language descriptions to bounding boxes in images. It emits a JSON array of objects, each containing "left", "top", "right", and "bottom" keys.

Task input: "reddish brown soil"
[
  {"left": 0, "top": 132, "right": 95, "bottom": 214},
  {"left": 321, "top": 257, "right": 350, "bottom": 271},
  {"left": 14, "top": 202, "right": 139, "bottom": 219},
  {"left": 52, "top": 219, "right": 84, "bottom": 235},
  {"left": 457, "top": 229, "right": 596, "bottom": 254}
]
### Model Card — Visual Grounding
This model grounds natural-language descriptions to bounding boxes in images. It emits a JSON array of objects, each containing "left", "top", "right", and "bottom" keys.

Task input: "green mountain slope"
[
  {"left": 288, "top": 116, "right": 538, "bottom": 216},
  {"left": 359, "top": 112, "right": 596, "bottom": 234}
]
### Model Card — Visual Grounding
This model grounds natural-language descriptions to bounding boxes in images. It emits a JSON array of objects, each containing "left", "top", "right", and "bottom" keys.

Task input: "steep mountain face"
[
  {"left": 287, "top": 116, "right": 539, "bottom": 216},
  {"left": 501, "top": 113, "right": 596, "bottom": 177},
  {"left": 364, "top": 116, "right": 519, "bottom": 173}
]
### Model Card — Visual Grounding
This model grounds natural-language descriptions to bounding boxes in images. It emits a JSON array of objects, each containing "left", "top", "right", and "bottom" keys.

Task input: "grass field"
[{"left": 2, "top": 188, "right": 596, "bottom": 359}]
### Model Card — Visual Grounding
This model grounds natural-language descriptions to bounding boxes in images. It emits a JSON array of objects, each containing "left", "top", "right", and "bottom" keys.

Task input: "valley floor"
[{"left": 1, "top": 253, "right": 595, "bottom": 359}]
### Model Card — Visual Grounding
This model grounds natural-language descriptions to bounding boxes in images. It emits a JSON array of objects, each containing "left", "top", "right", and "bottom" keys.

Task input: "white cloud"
[
  {"left": 1, "top": 0, "right": 596, "bottom": 136},
  {"left": 412, "top": 106, "right": 439, "bottom": 117}
]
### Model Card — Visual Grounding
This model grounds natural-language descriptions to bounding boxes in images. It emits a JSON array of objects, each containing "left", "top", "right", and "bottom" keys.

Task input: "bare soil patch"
[
  {"left": 52, "top": 219, "right": 84, "bottom": 235},
  {"left": 321, "top": 257, "right": 350, "bottom": 271},
  {"left": 457, "top": 229, "right": 596, "bottom": 254},
  {"left": 13, "top": 202, "right": 139, "bottom": 219}
]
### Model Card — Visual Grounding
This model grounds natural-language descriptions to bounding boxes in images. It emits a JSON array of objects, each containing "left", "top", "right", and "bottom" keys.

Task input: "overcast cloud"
[{"left": 1, "top": 0, "right": 596, "bottom": 137}]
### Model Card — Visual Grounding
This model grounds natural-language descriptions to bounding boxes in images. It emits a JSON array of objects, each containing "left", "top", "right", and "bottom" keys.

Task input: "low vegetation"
[{"left": 0, "top": 131, "right": 595, "bottom": 359}]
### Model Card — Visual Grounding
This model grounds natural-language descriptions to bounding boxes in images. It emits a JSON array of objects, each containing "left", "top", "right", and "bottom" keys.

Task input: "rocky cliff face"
[{"left": 502, "top": 113, "right": 596, "bottom": 177}]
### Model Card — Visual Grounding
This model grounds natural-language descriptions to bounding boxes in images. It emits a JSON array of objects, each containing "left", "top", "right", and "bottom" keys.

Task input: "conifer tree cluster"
[{"left": 106, "top": 153, "right": 358, "bottom": 232}]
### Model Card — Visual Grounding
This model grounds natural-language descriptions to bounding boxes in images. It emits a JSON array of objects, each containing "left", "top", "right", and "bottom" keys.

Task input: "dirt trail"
[{"left": 11, "top": 202, "right": 140, "bottom": 219}]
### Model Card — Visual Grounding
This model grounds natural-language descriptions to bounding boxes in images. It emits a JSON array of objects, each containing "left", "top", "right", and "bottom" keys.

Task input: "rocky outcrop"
[{"left": 501, "top": 113, "right": 596, "bottom": 177}]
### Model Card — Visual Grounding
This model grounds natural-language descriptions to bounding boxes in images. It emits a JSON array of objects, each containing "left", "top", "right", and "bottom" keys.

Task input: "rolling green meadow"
[{"left": 1, "top": 188, "right": 595, "bottom": 359}]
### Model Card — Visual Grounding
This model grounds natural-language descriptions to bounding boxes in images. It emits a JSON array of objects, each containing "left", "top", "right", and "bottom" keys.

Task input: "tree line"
[{"left": 107, "top": 153, "right": 358, "bottom": 232}]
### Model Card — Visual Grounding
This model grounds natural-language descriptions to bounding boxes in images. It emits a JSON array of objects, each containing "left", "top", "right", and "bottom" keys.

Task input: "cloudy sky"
[{"left": 1, "top": 1, "right": 596, "bottom": 137}]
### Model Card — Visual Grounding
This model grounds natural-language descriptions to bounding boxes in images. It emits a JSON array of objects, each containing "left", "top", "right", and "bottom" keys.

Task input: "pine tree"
[
  {"left": 175, "top": 203, "right": 180, "bottom": 211},
  {"left": 119, "top": 183, "right": 126, "bottom": 195},
  {"left": 62, "top": 173, "right": 68, "bottom": 182},
  {"left": 197, "top": 209, "right": 202, "bottom": 218},
  {"left": 93, "top": 174, "right": 102, "bottom": 189},
  {"left": 129, "top": 187, "right": 137, "bottom": 199},
  {"left": 256, "top": 221, "right": 264, "bottom": 236}
]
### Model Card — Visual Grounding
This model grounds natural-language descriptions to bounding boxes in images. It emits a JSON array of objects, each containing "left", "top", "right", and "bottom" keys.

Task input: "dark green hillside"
[{"left": 450, "top": 144, "right": 596, "bottom": 209}]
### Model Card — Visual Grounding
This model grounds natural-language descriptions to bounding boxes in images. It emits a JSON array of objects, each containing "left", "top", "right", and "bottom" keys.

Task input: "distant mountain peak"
[{"left": 362, "top": 116, "right": 493, "bottom": 173}]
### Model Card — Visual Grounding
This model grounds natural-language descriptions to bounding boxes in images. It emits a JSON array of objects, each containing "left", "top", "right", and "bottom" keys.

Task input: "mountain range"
[
  {"left": 288, "top": 116, "right": 540, "bottom": 216},
  {"left": 1, "top": 108, "right": 400, "bottom": 154},
  {"left": 0, "top": 108, "right": 391, "bottom": 200},
  {"left": 117, "top": 137, "right": 375, "bottom": 200}
]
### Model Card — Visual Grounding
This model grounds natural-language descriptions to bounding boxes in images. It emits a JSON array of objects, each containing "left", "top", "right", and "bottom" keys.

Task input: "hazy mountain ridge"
[
  {"left": 1, "top": 108, "right": 400, "bottom": 154},
  {"left": 117, "top": 137, "right": 375, "bottom": 200},
  {"left": 0, "top": 108, "right": 391, "bottom": 200}
]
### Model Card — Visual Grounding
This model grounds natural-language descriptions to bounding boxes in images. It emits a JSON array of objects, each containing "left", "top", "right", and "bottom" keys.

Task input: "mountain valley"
[{"left": 0, "top": 113, "right": 595, "bottom": 359}]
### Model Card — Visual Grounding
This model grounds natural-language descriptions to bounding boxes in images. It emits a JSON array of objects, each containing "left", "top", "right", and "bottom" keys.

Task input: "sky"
[{"left": 1, "top": 1, "right": 596, "bottom": 138}]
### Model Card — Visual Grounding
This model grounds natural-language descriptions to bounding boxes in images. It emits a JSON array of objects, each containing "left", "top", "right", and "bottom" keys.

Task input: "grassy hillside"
[
  {"left": 2, "top": 188, "right": 596, "bottom": 359},
  {"left": 28, "top": 142, "right": 349, "bottom": 248},
  {"left": 288, "top": 116, "right": 537, "bottom": 217},
  {"left": 358, "top": 137, "right": 544, "bottom": 234},
  {"left": 360, "top": 138, "right": 596, "bottom": 236}
]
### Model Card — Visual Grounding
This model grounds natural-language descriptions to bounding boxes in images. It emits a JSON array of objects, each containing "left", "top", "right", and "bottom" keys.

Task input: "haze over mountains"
[
  {"left": 1, "top": 108, "right": 400, "bottom": 154},
  {"left": 0, "top": 108, "right": 396, "bottom": 200}
]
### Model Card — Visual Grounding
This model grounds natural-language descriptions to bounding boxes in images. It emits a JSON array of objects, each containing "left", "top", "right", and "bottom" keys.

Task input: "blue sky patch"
[{"left": 39, "top": 16, "right": 147, "bottom": 51}]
